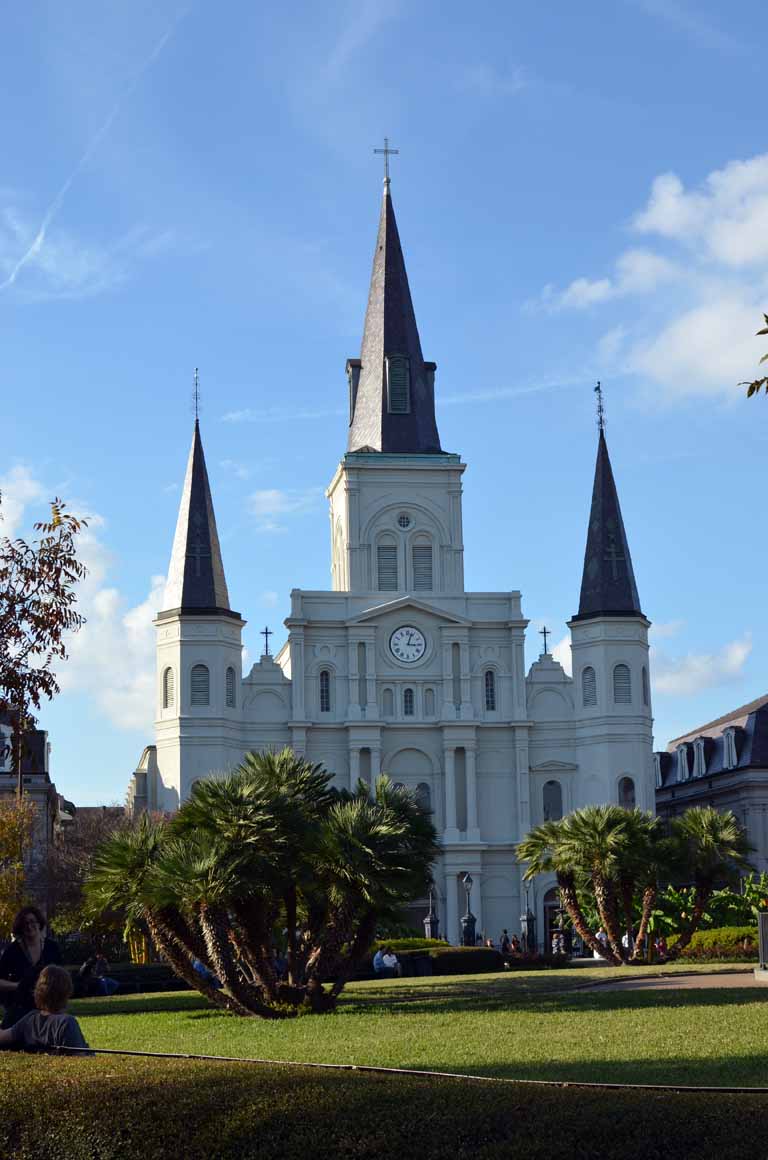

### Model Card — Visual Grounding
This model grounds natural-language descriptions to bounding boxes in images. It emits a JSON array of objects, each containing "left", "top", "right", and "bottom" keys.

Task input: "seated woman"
[
  {"left": 0, "top": 965, "right": 90, "bottom": 1053},
  {"left": 0, "top": 907, "right": 62, "bottom": 1029}
]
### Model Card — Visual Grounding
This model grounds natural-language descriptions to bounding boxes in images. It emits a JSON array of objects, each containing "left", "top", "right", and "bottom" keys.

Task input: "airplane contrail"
[{"left": 0, "top": 8, "right": 189, "bottom": 292}]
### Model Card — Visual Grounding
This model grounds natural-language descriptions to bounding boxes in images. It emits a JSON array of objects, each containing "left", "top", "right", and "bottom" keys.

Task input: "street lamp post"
[{"left": 460, "top": 873, "right": 476, "bottom": 947}]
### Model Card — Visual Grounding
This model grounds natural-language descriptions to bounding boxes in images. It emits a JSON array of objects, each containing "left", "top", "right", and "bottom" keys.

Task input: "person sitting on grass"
[{"left": 0, "top": 965, "right": 90, "bottom": 1054}]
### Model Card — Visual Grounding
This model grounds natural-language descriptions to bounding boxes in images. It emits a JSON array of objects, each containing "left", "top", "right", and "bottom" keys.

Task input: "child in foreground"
[{"left": 0, "top": 965, "right": 90, "bottom": 1053}]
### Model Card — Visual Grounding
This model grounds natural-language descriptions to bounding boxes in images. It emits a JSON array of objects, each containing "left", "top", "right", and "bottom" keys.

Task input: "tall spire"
[
  {"left": 161, "top": 418, "right": 237, "bottom": 618},
  {"left": 573, "top": 424, "right": 644, "bottom": 622},
  {"left": 346, "top": 178, "right": 442, "bottom": 454}
]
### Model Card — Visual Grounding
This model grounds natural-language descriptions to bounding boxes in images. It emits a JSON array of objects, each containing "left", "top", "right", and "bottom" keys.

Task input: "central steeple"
[{"left": 346, "top": 178, "right": 442, "bottom": 454}]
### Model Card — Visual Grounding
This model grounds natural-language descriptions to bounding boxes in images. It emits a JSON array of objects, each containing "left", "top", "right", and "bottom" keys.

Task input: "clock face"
[{"left": 389, "top": 625, "right": 427, "bottom": 664}]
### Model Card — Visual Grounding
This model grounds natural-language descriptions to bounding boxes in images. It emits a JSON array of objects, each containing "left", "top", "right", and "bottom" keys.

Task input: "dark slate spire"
[
  {"left": 161, "top": 421, "right": 238, "bottom": 618},
  {"left": 573, "top": 428, "right": 644, "bottom": 621},
  {"left": 346, "top": 179, "right": 442, "bottom": 454}
]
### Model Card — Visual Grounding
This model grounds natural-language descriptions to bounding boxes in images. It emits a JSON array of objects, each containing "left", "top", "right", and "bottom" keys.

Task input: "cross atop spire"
[
  {"left": 595, "top": 380, "right": 605, "bottom": 432},
  {"left": 374, "top": 136, "right": 399, "bottom": 185}
]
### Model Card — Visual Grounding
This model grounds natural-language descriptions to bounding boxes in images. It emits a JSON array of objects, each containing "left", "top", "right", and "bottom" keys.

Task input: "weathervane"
[
  {"left": 540, "top": 625, "right": 550, "bottom": 655},
  {"left": 261, "top": 625, "right": 272, "bottom": 657},
  {"left": 374, "top": 136, "right": 399, "bottom": 182},
  {"left": 193, "top": 367, "right": 201, "bottom": 421},
  {"left": 595, "top": 380, "right": 605, "bottom": 432}
]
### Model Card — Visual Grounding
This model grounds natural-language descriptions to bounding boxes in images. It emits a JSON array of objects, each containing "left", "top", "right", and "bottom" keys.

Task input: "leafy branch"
[{"left": 742, "top": 313, "right": 768, "bottom": 397}]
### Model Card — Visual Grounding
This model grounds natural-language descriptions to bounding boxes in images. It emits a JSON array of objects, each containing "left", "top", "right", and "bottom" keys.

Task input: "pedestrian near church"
[
  {"left": 0, "top": 907, "right": 62, "bottom": 1029},
  {"left": 500, "top": 929, "right": 511, "bottom": 954}
]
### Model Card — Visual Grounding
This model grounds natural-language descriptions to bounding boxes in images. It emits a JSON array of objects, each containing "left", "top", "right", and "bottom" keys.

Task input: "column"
[
  {"left": 290, "top": 631, "right": 305, "bottom": 719},
  {"left": 444, "top": 746, "right": 458, "bottom": 838},
  {"left": 348, "top": 639, "right": 360, "bottom": 720},
  {"left": 515, "top": 733, "right": 531, "bottom": 842},
  {"left": 370, "top": 746, "right": 381, "bottom": 782},
  {"left": 460, "top": 640, "right": 472, "bottom": 718},
  {"left": 466, "top": 745, "right": 479, "bottom": 838},
  {"left": 348, "top": 746, "right": 360, "bottom": 792},
  {"left": 445, "top": 870, "right": 459, "bottom": 947},
  {"left": 365, "top": 637, "right": 378, "bottom": 716}
]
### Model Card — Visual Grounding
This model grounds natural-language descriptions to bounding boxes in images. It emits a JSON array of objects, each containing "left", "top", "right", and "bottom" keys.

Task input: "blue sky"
[{"left": 3, "top": 0, "right": 767, "bottom": 804}]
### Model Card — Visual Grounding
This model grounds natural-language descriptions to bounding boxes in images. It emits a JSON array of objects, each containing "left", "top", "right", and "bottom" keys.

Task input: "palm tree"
[
  {"left": 556, "top": 806, "right": 629, "bottom": 959},
  {"left": 517, "top": 819, "right": 622, "bottom": 964},
  {"left": 668, "top": 807, "right": 752, "bottom": 957}
]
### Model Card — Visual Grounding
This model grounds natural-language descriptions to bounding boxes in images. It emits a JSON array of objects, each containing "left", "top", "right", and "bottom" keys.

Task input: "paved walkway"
[{"left": 590, "top": 970, "right": 760, "bottom": 992}]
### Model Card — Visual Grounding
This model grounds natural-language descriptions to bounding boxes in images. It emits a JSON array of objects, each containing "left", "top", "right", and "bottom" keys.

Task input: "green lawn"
[{"left": 3, "top": 964, "right": 768, "bottom": 1160}]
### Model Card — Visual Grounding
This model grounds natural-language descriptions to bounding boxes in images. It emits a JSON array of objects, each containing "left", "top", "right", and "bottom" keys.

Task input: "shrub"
[
  {"left": 668, "top": 926, "right": 758, "bottom": 961},
  {"left": 371, "top": 938, "right": 447, "bottom": 953},
  {"left": 429, "top": 947, "right": 505, "bottom": 974}
]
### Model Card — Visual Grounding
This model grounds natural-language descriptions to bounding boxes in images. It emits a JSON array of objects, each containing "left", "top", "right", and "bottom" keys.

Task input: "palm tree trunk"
[
  {"left": 558, "top": 874, "right": 622, "bottom": 965},
  {"left": 630, "top": 885, "right": 656, "bottom": 962},
  {"left": 329, "top": 908, "right": 378, "bottom": 998},
  {"left": 667, "top": 884, "right": 711, "bottom": 959},
  {"left": 145, "top": 912, "right": 249, "bottom": 1015},
  {"left": 199, "top": 903, "right": 290, "bottom": 1019},
  {"left": 284, "top": 885, "right": 298, "bottom": 985},
  {"left": 231, "top": 897, "right": 280, "bottom": 1003},
  {"left": 619, "top": 875, "right": 635, "bottom": 961},
  {"left": 592, "top": 872, "right": 623, "bottom": 959}
]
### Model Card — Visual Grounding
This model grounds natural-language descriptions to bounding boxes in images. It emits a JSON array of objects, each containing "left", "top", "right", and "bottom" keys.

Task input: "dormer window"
[
  {"left": 693, "top": 736, "right": 707, "bottom": 777},
  {"left": 676, "top": 743, "right": 690, "bottom": 782},
  {"left": 723, "top": 727, "right": 739, "bottom": 770},
  {"left": 386, "top": 356, "right": 410, "bottom": 413}
]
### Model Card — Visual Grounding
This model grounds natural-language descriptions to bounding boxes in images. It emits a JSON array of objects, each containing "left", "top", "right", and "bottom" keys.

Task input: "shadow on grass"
[{"left": 72, "top": 992, "right": 209, "bottom": 1018}]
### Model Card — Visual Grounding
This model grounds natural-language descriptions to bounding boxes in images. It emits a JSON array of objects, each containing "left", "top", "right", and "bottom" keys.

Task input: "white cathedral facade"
[{"left": 128, "top": 176, "right": 655, "bottom": 946}]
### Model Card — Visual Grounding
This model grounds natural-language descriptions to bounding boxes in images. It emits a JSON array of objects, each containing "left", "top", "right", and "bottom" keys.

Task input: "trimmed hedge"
[
  {"left": 668, "top": 926, "right": 758, "bottom": 961},
  {"left": 3, "top": 1054, "right": 768, "bottom": 1160},
  {"left": 429, "top": 947, "right": 505, "bottom": 974},
  {"left": 371, "top": 938, "right": 448, "bottom": 952}
]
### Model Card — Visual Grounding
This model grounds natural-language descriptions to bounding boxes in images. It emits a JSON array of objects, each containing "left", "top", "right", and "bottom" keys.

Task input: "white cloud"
[
  {"left": 652, "top": 632, "right": 752, "bottom": 697},
  {"left": 649, "top": 619, "right": 686, "bottom": 641},
  {"left": 2, "top": 466, "right": 160, "bottom": 733},
  {"left": 551, "top": 634, "right": 572, "bottom": 676},
  {"left": 248, "top": 488, "right": 323, "bottom": 533},
  {"left": 541, "top": 249, "right": 681, "bottom": 311},
  {"left": 260, "top": 590, "right": 279, "bottom": 607},
  {"left": 220, "top": 459, "right": 252, "bottom": 481},
  {"left": 459, "top": 62, "right": 526, "bottom": 98}
]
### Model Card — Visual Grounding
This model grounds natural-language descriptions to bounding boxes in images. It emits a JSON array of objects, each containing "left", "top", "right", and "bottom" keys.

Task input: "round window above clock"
[{"left": 389, "top": 625, "right": 427, "bottom": 663}]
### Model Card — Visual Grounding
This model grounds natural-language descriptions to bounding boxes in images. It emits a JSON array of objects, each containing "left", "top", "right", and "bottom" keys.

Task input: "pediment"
[
  {"left": 348, "top": 596, "right": 472, "bottom": 627},
  {"left": 530, "top": 760, "right": 578, "bottom": 773}
]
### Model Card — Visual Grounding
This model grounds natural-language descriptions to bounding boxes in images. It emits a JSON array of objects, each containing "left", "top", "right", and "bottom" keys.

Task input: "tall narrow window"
[
  {"left": 404, "top": 688, "right": 415, "bottom": 717},
  {"left": 163, "top": 667, "right": 175, "bottom": 709},
  {"left": 452, "top": 643, "right": 461, "bottom": 710},
  {"left": 484, "top": 670, "right": 496, "bottom": 712},
  {"left": 382, "top": 688, "right": 394, "bottom": 718},
  {"left": 386, "top": 355, "right": 410, "bottom": 413},
  {"left": 424, "top": 688, "right": 435, "bottom": 717},
  {"left": 543, "top": 780, "right": 563, "bottom": 821},
  {"left": 416, "top": 782, "right": 432, "bottom": 813},
  {"left": 613, "top": 664, "right": 631, "bottom": 705},
  {"left": 190, "top": 664, "right": 210, "bottom": 706},
  {"left": 618, "top": 776, "right": 636, "bottom": 808},
  {"left": 319, "top": 669, "right": 331, "bottom": 713},
  {"left": 677, "top": 744, "right": 690, "bottom": 781},
  {"left": 412, "top": 542, "right": 433, "bottom": 591},
  {"left": 642, "top": 666, "right": 649, "bottom": 707},
  {"left": 225, "top": 666, "right": 236, "bottom": 708},
  {"left": 377, "top": 542, "right": 398, "bottom": 591},
  {"left": 582, "top": 666, "right": 597, "bottom": 707}
]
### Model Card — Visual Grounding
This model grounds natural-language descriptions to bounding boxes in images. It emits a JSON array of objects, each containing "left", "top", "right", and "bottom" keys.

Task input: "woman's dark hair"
[
  {"left": 34, "top": 965, "right": 72, "bottom": 1013},
  {"left": 12, "top": 905, "right": 46, "bottom": 940}
]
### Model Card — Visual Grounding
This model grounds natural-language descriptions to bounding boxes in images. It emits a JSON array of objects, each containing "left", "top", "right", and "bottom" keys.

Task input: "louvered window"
[
  {"left": 319, "top": 670, "right": 331, "bottom": 713},
  {"left": 226, "top": 666, "right": 236, "bottom": 708},
  {"left": 613, "top": 664, "right": 631, "bottom": 704},
  {"left": 404, "top": 688, "right": 415, "bottom": 716},
  {"left": 582, "top": 666, "right": 597, "bottom": 707},
  {"left": 484, "top": 670, "right": 496, "bottom": 712},
  {"left": 377, "top": 544, "right": 398, "bottom": 591},
  {"left": 190, "top": 665, "right": 209, "bottom": 706},
  {"left": 163, "top": 667, "right": 174, "bottom": 709},
  {"left": 386, "top": 356, "right": 410, "bottom": 413},
  {"left": 412, "top": 543, "right": 433, "bottom": 590}
]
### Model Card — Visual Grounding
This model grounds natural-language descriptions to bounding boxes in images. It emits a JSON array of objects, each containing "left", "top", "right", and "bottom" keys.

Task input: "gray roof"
[
  {"left": 161, "top": 421, "right": 238, "bottom": 619},
  {"left": 573, "top": 429, "right": 644, "bottom": 622},
  {"left": 656, "top": 695, "right": 768, "bottom": 786},
  {"left": 347, "top": 180, "right": 443, "bottom": 454}
]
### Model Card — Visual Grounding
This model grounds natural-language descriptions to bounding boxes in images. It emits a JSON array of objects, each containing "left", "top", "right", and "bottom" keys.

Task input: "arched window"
[
  {"left": 642, "top": 666, "right": 649, "bottom": 707},
  {"left": 582, "top": 666, "right": 597, "bottom": 707},
  {"left": 543, "top": 779, "right": 563, "bottom": 821},
  {"left": 377, "top": 538, "right": 398, "bottom": 591},
  {"left": 225, "top": 666, "right": 236, "bottom": 708},
  {"left": 415, "top": 782, "right": 431, "bottom": 813},
  {"left": 163, "top": 667, "right": 175, "bottom": 709},
  {"left": 190, "top": 664, "right": 209, "bottom": 706},
  {"left": 484, "top": 670, "right": 496, "bottom": 712},
  {"left": 412, "top": 538, "right": 433, "bottom": 591},
  {"left": 424, "top": 688, "right": 435, "bottom": 717},
  {"left": 382, "top": 688, "right": 394, "bottom": 718},
  {"left": 403, "top": 688, "right": 415, "bottom": 717},
  {"left": 613, "top": 664, "right": 631, "bottom": 705},
  {"left": 319, "top": 669, "right": 331, "bottom": 713},
  {"left": 618, "top": 776, "right": 636, "bottom": 808}
]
